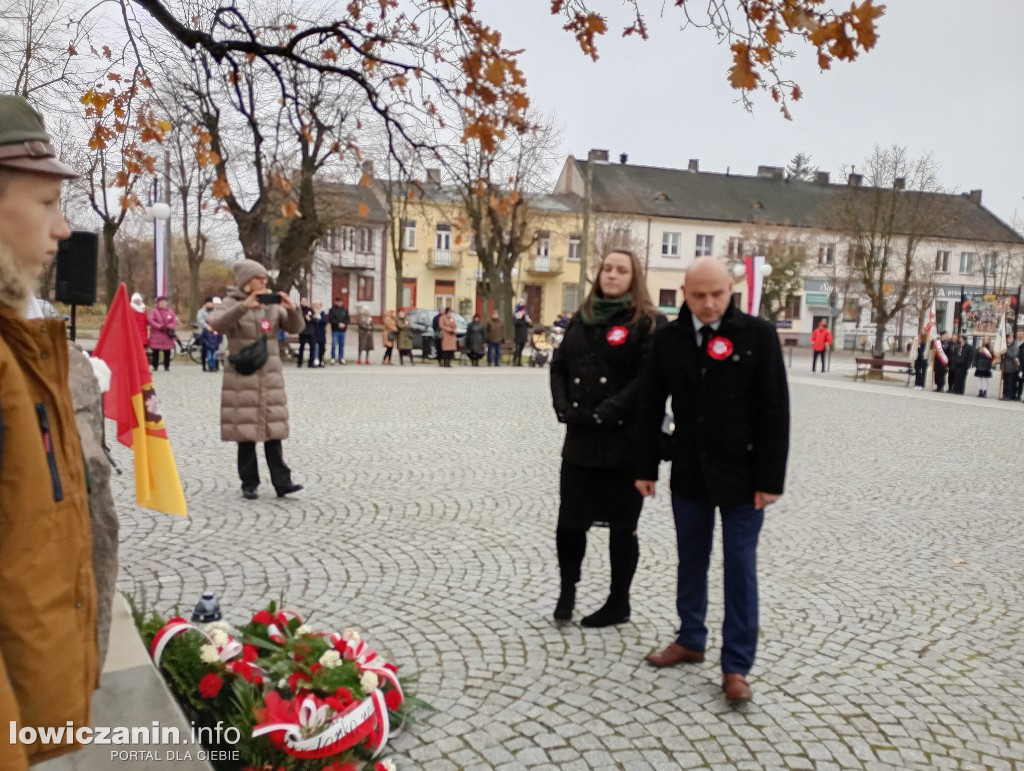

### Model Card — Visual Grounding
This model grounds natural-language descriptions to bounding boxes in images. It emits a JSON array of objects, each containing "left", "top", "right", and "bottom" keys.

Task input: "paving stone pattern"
[{"left": 114, "top": 362, "right": 1024, "bottom": 770}]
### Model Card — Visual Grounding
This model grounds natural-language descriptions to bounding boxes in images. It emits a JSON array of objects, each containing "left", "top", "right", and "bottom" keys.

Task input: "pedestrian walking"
[
  {"left": 974, "top": 336, "right": 994, "bottom": 398},
  {"left": 396, "top": 309, "right": 414, "bottom": 365},
  {"left": 549, "top": 249, "right": 665, "bottom": 628},
  {"left": 357, "top": 305, "right": 374, "bottom": 364},
  {"left": 328, "top": 296, "right": 350, "bottom": 364},
  {"left": 513, "top": 309, "right": 532, "bottom": 366},
  {"left": 0, "top": 94, "right": 99, "bottom": 766},
  {"left": 465, "top": 313, "right": 486, "bottom": 366},
  {"left": 438, "top": 306, "right": 457, "bottom": 367},
  {"left": 147, "top": 296, "right": 178, "bottom": 371},
  {"left": 810, "top": 319, "right": 832, "bottom": 373},
  {"left": 635, "top": 257, "right": 790, "bottom": 705},
  {"left": 382, "top": 309, "right": 398, "bottom": 364},
  {"left": 209, "top": 259, "right": 305, "bottom": 500},
  {"left": 912, "top": 332, "right": 928, "bottom": 390},
  {"left": 1001, "top": 333, "right": 1019, "bottom": 400},
  {"left": 485, "top": 310, "right": 504, "bottom": 366}
]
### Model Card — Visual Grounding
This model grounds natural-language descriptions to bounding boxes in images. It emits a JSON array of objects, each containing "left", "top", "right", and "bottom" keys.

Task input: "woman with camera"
[{"left": 209, "top": 259, "right": 305, "bottom": 499}]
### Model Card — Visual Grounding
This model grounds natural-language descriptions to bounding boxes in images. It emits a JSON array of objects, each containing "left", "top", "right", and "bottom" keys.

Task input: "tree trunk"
[
  {"left": 493, "top": 278, "right": 514, "bottom": 339},
  {"left": 873, "top": 322, "right": 887, "bottom": 358},
  {"left": 103, "top": 221, "right": 119, "bottom": 303},
  {"left": 393, "top": 254, "right": 403, "bottom": 312},
  {"left": 188, "top": 258, "right": 201, "bottom": 325}
]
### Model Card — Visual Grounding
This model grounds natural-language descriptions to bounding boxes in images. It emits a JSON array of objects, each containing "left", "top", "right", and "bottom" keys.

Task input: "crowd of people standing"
[{"left": 916, "top": 329, "right": 1023, "bottom": 400}]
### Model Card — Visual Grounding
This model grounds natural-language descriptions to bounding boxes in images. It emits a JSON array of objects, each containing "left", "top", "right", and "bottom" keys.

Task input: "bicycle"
[{"left": 172, "top": 325, "right": 204, "bottom": 364}]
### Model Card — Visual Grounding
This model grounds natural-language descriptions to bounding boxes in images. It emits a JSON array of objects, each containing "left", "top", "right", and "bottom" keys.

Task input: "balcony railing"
[
  {"left": 526, "top": 254, "right": 565, "bottom": 275},
  {"left": 317, "top": 248, "right": 377, "bottom": 270},
  {"left": 428, "top": 248, "right": 464, "bottom": 269}
]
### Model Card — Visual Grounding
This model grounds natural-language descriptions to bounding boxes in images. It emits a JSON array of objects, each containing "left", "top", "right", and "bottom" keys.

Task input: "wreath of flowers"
[{"left": 140, "top": 602, "right": 420, "bottom": 771}]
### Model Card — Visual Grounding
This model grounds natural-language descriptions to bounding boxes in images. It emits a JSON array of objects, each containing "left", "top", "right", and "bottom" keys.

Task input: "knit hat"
[
  {"left": 232, "top": 259, "right": 268, "bottom": 288},
  {"left": 212, "top": 296, "right": 222, "bottom": 304},
  {"left": 0, "top": 96, "right": 79, "bottom": 178},
  {"left": 130, "top": 292, "right": 145, "bottom": 312}
]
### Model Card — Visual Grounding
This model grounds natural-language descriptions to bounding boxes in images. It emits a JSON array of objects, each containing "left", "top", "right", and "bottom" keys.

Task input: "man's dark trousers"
[
  {"left": 672, "top": 495, "right": 764, "bottom": 675},
  {"left": 934, "top": 366, "right": 948, "bottom": 392}
]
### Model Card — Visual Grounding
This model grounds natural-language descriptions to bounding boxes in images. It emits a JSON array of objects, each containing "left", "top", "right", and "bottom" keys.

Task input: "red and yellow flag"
[{"left": 93, "top": 284, "right": 187, "bottom": 516}]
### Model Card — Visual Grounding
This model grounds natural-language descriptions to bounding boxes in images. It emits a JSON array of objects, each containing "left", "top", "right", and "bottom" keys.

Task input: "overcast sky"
[{"left": 480, "top": 0, "right": 1024, "bottom": 229}]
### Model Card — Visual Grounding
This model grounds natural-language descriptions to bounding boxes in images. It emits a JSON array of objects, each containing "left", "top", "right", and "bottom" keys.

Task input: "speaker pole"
[{"left": 70, "top": 303, "right": 77, "bottom": 342}]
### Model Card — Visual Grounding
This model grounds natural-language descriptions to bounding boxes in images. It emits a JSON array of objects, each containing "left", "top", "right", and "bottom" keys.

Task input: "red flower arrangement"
[{"left": 140, "top": 602, "right": 415, "bottom": 771}]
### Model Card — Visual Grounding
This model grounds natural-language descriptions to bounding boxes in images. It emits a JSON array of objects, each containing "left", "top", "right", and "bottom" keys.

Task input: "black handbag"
[{"left": 229, "top": 335, "right": 269, "bottom": 375}]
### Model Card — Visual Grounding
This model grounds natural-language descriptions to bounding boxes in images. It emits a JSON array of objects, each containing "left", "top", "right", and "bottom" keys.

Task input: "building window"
[
  {"left": 402, "top": 220, "right": 416, "bottom": 250},
  {"left": 342, "top": 227, "right": 355, "bottom": 252},
  {"left": 982, "top": 252, "right": 998, "bottom": 277},
  {"left": 727, "top": 237, "right": 745, "bottom": 258},
  {"left": 695, "top": 234, "right": 714, "bottom": 257},
  {"left": 783, "top": 295, "right": 801, "bottom": 320},
  {"left": 658, "top": 289, "right": 676, "bottom": 307},
  {"left": 562, "top": 284, "right": 580, "bottom": 313},
  {"left": 358, "top": 228, "right": 375, "bottom": 254},
  {"left": 661, "top": 232, "right": 680, "bottom": 257},
  {"left": 568, "top": 235, "right": 581, "bottom": 262},
  {"left": 356, "top": 275, "right": 374, "bottom": 301},
  {"left": 842, "top": 299, "right": 860, "bottom": 323},
  {"left": 847, "top": 246, "right": 864, "bottom": 267},
  {"left": 535, "top": 233, "right": 551, "bottom": 258},
  {"left": 935, "top": 250, "right": 950, "bottom": 272},
  {"left": 959, "top": 251, "right": 975, "bottom": 274},
  {"left": 324, "top": 227, "right": 337, "bottom": 252},
  {"left": 818, "top": 244, "right": 835, "bottom": 266},
  {"left": 434, "top": 279, "right": 455, "bottom": 311}
]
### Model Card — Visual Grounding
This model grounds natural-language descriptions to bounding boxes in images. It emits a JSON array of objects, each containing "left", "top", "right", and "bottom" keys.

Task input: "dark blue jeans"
[
  {"left": 331, "top": 330, "right": 346, "bottom": 360},
  {"left": 487, "top": 342, "right": 501, "bottom": 366},
  {"left": 671, "top": 495, "right": 764, "bottom": 675}
]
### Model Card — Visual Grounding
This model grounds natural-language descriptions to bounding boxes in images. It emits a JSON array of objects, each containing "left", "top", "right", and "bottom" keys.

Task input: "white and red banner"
[
  {"left": 744, "top": 256, "right": 767, "bottom": 316},
  {"left": 924, "top": 303, "right": 948, "bottom": 366}
]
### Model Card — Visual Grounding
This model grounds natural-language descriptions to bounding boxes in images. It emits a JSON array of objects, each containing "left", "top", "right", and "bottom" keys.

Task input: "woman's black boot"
[
  {"left": 554, "top": 529, "right": 586, "bottom": 621},
  {"left": 581, "top": 529, "right": 638, "bottom": 628}
]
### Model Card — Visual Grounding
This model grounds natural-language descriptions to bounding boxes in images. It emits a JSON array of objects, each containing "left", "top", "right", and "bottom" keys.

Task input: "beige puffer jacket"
[{"left": 209, "top": 289, "right": 304, "bottom": 443}]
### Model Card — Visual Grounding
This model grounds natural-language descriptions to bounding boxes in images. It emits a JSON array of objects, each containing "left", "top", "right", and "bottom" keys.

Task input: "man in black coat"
[
  {"left": 634, "top": 258, "right": 790, "bottom": 704},
  {"left": 932, "top": 331, "right": 951, "bottom": 392},
  {"left": 327, "top": 297, "right": 350, "bottom": 364}
]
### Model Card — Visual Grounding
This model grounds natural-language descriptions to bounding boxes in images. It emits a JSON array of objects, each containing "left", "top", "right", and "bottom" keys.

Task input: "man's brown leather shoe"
[
  {"left": 723, "top": 673, "right": 753, "bottom": 702},
  {"left": 643, "top": 642, "right": 705, "bottom": 668}
]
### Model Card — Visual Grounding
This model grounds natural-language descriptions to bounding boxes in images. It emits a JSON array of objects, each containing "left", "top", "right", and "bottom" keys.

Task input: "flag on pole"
[
  {"left": 744, "top": 255, "right": 767, "bottom": 316},
  {"left": 924, "top": 302, "right": 948, "bottom": 366},
  {"left": 993, "top": 301, "right": 1008, "bottom": 356},
  {"left": 93, "top": 284, "right": 187, "bottom": 516}
]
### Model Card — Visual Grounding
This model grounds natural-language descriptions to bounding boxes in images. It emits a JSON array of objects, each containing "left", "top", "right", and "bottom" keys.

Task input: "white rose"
[
  {"left": 319, "top": 650, "right": 341, "bottom": 669},
  {"left": 343, "top": 628, "right": 361, "bottom": 642},
  {"left": 295, "top": 625, "right": 312, "bottom": 637},
  {"left": 360, "top": 671, "right": 379, "bottom": 692},
  {"left": 210, "top": 630, "right": 229, "bottom": 647},
  {"left": 200, "top": 645, "right": 220, "bottom": 664},
  {"left": 378, "top": 760, "right": 396, "bottom": 771},
  {"left": 206, "top": 621, "right": 230, "bottom": 634},
  {"left": 278, "top": 677, "right": 288, "bottom": 689}
]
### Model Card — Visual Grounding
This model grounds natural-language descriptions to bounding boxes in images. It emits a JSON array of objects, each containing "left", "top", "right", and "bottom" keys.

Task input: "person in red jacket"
[{"left": 810, "top": 319, "right": 833, "bottom": 373}]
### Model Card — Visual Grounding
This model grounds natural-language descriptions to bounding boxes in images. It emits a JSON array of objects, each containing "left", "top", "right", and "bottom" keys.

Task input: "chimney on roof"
[
  {"left": 361, "top": 160, "right": 374, "bottom": 180},
  {"left": 588, "top": 148, "right": 609, "bottom": 163},
  {"left": 688, "top": 159, "right": 699, "bottom": 173},
  {"left": 893, "top": 177, "right": 905, "bottom": 190},
  {"left": 757, "top": 165, "right": 784, "bottom": 180},
  {"left": 848, "top": 173, "right": 863, "bottom": 187},
  {"left": 426, "top": 168, "right": 441, "bottom": 185},
  {"left": 814, "top": 171, "right": 830, "bottom": 185},
  {"left": 968, "top": 189, "right": 982, "bottom": 205},
  {"left": 619, "top": 153, "right": 628, "bottom": 164}
]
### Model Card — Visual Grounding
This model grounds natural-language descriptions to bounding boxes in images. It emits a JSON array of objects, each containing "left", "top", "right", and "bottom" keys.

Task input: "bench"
[{"left": 854, "top": 357, "right": 914, "bottom": 386}]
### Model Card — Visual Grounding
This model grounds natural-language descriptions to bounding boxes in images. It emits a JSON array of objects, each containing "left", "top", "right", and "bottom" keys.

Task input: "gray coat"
[
  {"left": 1003, "top": 342, "right": 1020, "bottom": 374},
  {"left": 210, "top": 289, "right": 304, "bottom": 443}
]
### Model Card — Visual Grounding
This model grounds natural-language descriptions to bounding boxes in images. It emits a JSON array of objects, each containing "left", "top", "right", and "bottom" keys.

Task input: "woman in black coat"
[
  {"left": 974, "top": 335, "right": 994, "bottom": 397},
  {"left": 549, "top": 249, "right": 665, "bottom": 627},
  {"left": 513, "top": 310, "right": 532, "bottom": 366}
]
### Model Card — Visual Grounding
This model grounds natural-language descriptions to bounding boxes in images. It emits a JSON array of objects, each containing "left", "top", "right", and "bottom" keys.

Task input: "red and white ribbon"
[
  {"left": 151, "top": 619, "right": 243, "bottom": 667},
  {"left": 268, "top": 609, "right": 304, "bottom": 644},
  {"left": 252, "top": 692, "right": 391, "bottom": 759}
]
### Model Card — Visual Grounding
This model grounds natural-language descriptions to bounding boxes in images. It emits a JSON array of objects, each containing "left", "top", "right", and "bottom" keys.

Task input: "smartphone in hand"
[{"left": 257, "top": 294, "right": 282, "bottom": 305}]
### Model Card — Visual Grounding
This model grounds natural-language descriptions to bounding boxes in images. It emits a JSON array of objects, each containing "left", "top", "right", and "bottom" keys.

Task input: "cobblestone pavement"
[{"left": 113, "top": 359, "right": 1024, "bottom": 770}]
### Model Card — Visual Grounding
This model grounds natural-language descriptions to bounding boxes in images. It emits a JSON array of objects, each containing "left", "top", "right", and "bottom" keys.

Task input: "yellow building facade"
[{"left": 382, "top": 187, "right": 584, "bottom": 327}]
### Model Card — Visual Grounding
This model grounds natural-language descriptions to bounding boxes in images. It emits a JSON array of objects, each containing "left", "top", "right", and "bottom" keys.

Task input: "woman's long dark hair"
[{"left": 581, "top": 249, "right": 658, "bottom": 325}]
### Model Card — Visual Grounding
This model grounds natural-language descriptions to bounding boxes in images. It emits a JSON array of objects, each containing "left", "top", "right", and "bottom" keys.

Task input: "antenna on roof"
[{"left": 726, "top": 166, "right": 730, "bottom": 176}]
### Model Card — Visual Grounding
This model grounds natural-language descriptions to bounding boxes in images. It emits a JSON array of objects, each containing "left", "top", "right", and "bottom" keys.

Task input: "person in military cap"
[{"left": 0, "top": 95, "right": 100, "bottom": 766}]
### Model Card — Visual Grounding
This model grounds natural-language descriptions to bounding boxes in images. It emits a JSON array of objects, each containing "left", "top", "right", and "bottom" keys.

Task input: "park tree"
[
  {"left": 739, "top": 225, "right": 808, "bottom": 320},
  {"left": 829, "top": 145, "right": 953, "bottom": 357}
]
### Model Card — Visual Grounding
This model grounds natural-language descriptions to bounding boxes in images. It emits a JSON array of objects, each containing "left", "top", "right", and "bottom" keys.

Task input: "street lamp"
[
  {"left": 144, "top": 179, "right": 172, "bottom": 299},
  {"left": 732, "top": 258, "right": 773, "bottom": 316}
]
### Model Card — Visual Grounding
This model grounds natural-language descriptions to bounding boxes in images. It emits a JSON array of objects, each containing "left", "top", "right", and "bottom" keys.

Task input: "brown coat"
[
  {"left": 0, "top": 303, "right": 98, "bottom": 767},
  {"left": 485, "top": 317, "right": 505, "bottom": 343},
  {"left": 210, "top": 289, "right": 304, "bottom": 443},
  {"left": 382, "top": 314, "right": 398, "bottom": 349},
  {"left": 439, "top": 313, "right": 458, "bottom": 352}
]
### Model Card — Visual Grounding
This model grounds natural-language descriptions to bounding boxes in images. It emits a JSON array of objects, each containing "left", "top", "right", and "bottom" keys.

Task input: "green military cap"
[{"left": 0, "top": 95, "right": 78, "bottom": 178}]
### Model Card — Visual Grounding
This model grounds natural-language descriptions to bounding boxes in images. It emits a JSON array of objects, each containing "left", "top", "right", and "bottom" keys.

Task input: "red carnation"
[
  {"left": 242, "top": 644, "right": 258, "bottom": 662},
  {"left": 252, "top": 610, "right": 273, "bottom": 625},
  {"left": 287, "top": 671, "right": 311, "bottom": 691},
  {"left": 384, "top": 689, "right": 402, "bottom": 711},
  {"left": 198, "top": 673, "right": 223, "bottom": 699},
  {"left": 229, "top": 660, "right": 264, "bottom": 685},
  {"left": 310, "top": 663, "right": 323, "bottom": 675}
]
